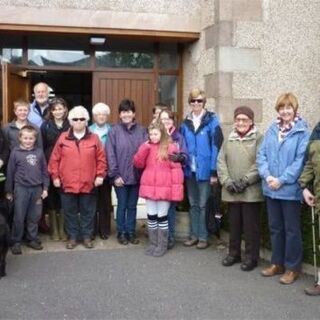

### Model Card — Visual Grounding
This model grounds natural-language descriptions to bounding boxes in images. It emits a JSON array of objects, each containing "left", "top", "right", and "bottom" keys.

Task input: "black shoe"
[
  {"left": 222, "top": 255, "right": 241, "bottom": 266},
  {"left": 117, "top": 233, "right": 128, "bottom": 245},
  {"left": 100, "top": 233, "right": 109, "bottom": 240},
  {"left": 127, "top": 233, "right": 140, "bottom": 245},
  {"left": 26, "top": 240, "right": 43, "bottom": 250},
  {"left": 240, "top": 260, "right": 258, "bottom": 271},
  {"left": 168, "top": 237, "right": 175, "bottom": 250},
  {"left": 11, "top": 243, "right": 22, "bottom": 255}
]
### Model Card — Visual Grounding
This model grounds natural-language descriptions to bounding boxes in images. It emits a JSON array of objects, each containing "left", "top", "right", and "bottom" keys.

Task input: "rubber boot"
[
  {"left": 145, "top": 228, "right": 158, "bottom": 256},
  {"left": 58, "top": 211, "right": 67, "bottom": 241},
  {"left": 49, "top": 210, "right": 59, "bottom": 241},
  {"left": 153, "top": 228, "right": 168, "bottom": 257}
]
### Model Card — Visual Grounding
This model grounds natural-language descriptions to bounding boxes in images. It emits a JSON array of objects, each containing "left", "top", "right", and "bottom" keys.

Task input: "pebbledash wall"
[
  {"left": 205, "top": 0, "right": 320, "bottom": 132},
  {"left": 1, "top": 0, "right": 320, "bottom": 130}
]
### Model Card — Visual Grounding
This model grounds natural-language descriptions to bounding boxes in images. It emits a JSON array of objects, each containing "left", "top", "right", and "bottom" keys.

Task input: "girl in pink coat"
[{"left": 133, "top": 122, "right": 184, "bottom": 257}]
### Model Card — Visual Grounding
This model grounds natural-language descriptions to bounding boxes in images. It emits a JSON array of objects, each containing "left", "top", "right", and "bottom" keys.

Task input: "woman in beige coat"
[{"left": 217, "top": 106, "right": 264, "bottom": 271}]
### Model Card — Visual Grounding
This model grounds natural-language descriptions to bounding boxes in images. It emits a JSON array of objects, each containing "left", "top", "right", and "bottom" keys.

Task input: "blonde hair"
[
  {"left": 188, "top": 88, "right": 207, "bottom": 105},
  {"left": 148, "top": 122, "right": 171, "bottom": 160},
  {"left": 275, "top": 93, "right": 299, "bottom": 113},
  {"left": 14, "top": 99, "right": 29, "bottom": 111}
]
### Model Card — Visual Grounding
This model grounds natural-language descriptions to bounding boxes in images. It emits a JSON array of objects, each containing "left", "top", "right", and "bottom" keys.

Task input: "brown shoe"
[
  {"left": 304, "top": 284, "right": 320, "bottom": 296},
  {"left": 261, "top": 264, "right": 285, "bottom": 277},
  {"left": 83, "top": 239, "right": 94, "bottom": 249},
  {"left": 66, "top": 239, "right": 77, "bottom": 250},
  {"left": 183, "top": 238, "right": 198, "bottom": 247},
  {"left": 196, "top": 241, "right": 209, "bottom": 249},
  {"left": 279, "top": 271, "right": 299, "bottom": 285}
]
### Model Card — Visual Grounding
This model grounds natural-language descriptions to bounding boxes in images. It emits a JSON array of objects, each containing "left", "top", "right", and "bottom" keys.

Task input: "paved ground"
[{"left": 0, "top": 232, "right": 319, "bottom": 320}]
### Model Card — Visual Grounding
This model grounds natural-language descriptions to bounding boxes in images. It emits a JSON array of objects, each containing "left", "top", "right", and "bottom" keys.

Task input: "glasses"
[
  {"left": 235, "top": 118, "right": 251, "bottom": 123},
  {"left": 190, "top": 99, "right": 204, "bottom": 104},
  {"left": 72, "top": 118, "right": 86, "bottom": 122}
]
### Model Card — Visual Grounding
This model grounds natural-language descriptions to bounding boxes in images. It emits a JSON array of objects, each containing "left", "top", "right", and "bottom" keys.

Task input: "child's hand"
[
  {"left": 41, "top": 190, "right": 48, "bottom": 199},
  {"left": 6, "top": 193, "right": 13, "bottom": 202},
  {"left": 53, "top": 178, "right": 61, "bottom": 188}
]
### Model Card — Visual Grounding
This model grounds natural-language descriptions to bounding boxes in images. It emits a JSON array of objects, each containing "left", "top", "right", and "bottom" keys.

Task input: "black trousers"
[
  {"left": 228, "top": 202, "right": 261, "bottom": 262},
  {"left": 94, "top": 179, "right": 112, "bottom": 236}
]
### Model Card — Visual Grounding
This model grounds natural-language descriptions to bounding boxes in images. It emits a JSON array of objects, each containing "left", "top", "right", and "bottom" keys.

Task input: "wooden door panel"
[
  {"left": 93, "top": 71, "right": 155, "bottom": 127},
  {"left": 1, "top": 63, "right": 31, "bottom": 124}
]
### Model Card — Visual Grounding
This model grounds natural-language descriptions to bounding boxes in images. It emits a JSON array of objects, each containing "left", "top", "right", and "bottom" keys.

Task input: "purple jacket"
[{"left": 106, "top": 122, "right": 148, "bottom": 185}]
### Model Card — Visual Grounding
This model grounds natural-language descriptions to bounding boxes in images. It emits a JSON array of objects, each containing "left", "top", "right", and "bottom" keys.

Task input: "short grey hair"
[
  {"left": 68, "top": 106, "right": 90, "bottom": 122},
  {"left": 92, "top": 102, "right": 111, "bottom": 115}
]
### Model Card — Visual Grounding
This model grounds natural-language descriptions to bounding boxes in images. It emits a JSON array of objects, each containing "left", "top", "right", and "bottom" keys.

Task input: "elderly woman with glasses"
[
  {"left": 218, "top": 106, "right": 264, "bottom": 271},
  {"left": 48, "top": 106, "right": 107, "bottom": 249},
  {"left": 89, "top": 102, "right": 112, "bottom": 240},
  {"left": 180, "top": 88, "right": 223, "bottom": 249}
]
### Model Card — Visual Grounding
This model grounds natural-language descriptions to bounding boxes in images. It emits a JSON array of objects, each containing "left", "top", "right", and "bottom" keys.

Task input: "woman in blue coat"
[
  {"left": 180, "top": 88, "right": 223, "bottom": 249},
  {"left": 257, "top": 93, "right": 310, "bottom": 284}
]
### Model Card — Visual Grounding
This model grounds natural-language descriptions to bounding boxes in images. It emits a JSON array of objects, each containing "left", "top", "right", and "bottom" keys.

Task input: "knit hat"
[{"left": 234, "top": 106, "right": 254, "bottom": 121}]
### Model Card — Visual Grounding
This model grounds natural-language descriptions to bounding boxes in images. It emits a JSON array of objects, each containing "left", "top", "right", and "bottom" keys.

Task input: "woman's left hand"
[
  {"left": 269, "top": 177, "right": 282, "bottom": 190},
  {"left": 41, "top": 190, "right": 48, "bottom": 199},
  {"left": 94, "top": 176, "right": 104, "bottom": 187},
  {"left": 210, "top": 176, "right": 218, "bottom": 185}
]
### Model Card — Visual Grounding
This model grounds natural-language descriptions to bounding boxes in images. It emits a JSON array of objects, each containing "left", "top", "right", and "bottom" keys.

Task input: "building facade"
[{"left": 0, "top": 0, "right": 319, "bottom": 130}]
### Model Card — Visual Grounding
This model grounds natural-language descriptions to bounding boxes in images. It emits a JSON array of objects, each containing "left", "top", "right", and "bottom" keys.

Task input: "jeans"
[
  {"left": 60, "top": 192, "right": 97, "bottom": 240},
  {"left": 11, "top": 185, "right": 42, "bottom": 243},
  {"left": 186, "top": 174, "right": 211, "bottom": 241},
  {"left": 114, "top": 185, "right": 139, "bottom": 235},
  {"left": 266, "top": 197, "right": 303, "bottom": 271}
]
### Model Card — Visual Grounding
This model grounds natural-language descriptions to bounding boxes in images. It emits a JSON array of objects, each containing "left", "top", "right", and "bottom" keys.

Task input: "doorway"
[{"left": 31, "top": 71, "right": 92, "bottom": 114}]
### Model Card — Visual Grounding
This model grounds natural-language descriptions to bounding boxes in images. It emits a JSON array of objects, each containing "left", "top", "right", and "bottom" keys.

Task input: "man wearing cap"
[{"left": 218, "top": 106, "right": 264, "bottom": 271}]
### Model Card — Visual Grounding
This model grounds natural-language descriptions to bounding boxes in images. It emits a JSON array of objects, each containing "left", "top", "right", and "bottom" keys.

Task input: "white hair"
[
  {"left": 33, "top": 82, "right": 49, "bottom": 93},
  {"left": 92, "top": 102, "right": 111, "bottom": 115},
  {"left": 68, "top": 106, "right": 90, "bottom": 122}
]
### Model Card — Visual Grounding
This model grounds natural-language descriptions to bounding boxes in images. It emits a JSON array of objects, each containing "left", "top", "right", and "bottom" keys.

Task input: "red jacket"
[
  {"left": 133, "top": 142, "right": 184, "bottom": 201},
  {"left": 48, "top": 129, "right": 107, "bottom": 193}
]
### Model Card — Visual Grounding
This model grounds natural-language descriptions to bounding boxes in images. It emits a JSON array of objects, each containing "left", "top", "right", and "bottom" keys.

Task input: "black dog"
[{"left": 0, "top": 200, "right": 10, "bottom": 279}]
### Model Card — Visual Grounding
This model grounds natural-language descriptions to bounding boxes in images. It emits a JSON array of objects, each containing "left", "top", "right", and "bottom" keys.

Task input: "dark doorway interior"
[{"left": 30, "top": 71, "right": 92, "bottom": 112}]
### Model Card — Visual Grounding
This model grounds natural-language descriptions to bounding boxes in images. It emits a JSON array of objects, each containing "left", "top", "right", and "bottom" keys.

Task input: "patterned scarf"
[{"left": 277, "top": 113, "right": 301, "bottom": 140}]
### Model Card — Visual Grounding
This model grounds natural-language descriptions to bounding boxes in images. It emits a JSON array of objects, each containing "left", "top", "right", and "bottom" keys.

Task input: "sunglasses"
[
  {"left": 72, "top": 118, "right": 86, "bottom": 122},
  {"left": 190, "top": 99, "right": 204, "bottom": 104}
]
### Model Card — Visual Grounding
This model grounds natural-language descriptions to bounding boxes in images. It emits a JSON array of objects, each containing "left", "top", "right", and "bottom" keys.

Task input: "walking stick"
[
  {"left": 317, "top": 209, "right": 320, "bottom": 285},
  {"left": 311, "top": 206, "right": 319, "bottom": 283}
]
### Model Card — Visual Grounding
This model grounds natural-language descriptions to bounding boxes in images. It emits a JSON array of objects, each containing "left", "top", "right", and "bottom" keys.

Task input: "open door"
[
  {"left": 93, "top": 71, "right": 155, "bottom": 127},
  {"left": 1, "top": 62, "right": 31, "bottom": 124}
]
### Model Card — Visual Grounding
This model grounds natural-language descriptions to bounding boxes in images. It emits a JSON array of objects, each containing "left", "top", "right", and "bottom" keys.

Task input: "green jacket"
[
  {"left": 299, "top": 122, "right": 320, "bottom": 214},
  {"left": 217, "top": 126, "right": 264, "bottom": 203}
]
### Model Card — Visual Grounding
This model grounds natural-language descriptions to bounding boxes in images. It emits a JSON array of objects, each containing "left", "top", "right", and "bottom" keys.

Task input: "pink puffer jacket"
[{"left": 133, "top": 142, "right": 184, "bottom": 201}]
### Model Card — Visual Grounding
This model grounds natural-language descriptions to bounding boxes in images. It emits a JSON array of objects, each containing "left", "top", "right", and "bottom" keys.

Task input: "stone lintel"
[
  {"left": 205, "top": 72, "right": 233, "bottom": 98},
  {"left": 216, "top": 97, "right": 263, "bottom": 124}
]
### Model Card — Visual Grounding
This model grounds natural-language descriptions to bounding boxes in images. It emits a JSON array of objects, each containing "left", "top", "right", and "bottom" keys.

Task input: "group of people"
[{"left": 1, "top": 82, "right": 319, "bottom": 296}]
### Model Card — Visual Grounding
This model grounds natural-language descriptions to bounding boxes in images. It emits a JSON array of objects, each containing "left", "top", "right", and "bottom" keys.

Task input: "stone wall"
[
  {"left": 0, "top": 0, "right": 199, "bottom": 15},
  {"left": 182, "top": 0, "right": 216, "bottom": 116},
  {"left": 209, "top": 0, "right": 320, "bottom": 132}
]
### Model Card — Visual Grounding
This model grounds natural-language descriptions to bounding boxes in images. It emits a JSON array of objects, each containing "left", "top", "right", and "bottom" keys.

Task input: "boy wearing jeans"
[{"left": 6, "top": 125, "right": 49, "bottom": 254}]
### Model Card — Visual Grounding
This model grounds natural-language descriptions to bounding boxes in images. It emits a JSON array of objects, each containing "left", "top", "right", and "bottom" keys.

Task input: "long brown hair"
[{"left": 148, "top": 122, "right": 171, "bottom": 160}]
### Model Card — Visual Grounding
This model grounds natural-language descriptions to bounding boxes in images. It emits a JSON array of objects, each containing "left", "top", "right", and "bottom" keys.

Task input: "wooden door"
[
  {"left": 1, "top": 63, "right": 31, "bottom": 124},
  {"left": 92, "top": 71, "right": 155, "bottom": 127}
]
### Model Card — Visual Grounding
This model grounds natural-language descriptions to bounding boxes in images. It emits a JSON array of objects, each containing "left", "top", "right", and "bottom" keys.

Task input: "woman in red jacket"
[
  {"left": 48, "top": 106, "right": 107, "bottom": 250},
  {"left": 133, "top": 122, "right": 184, "bottom": 257}
]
